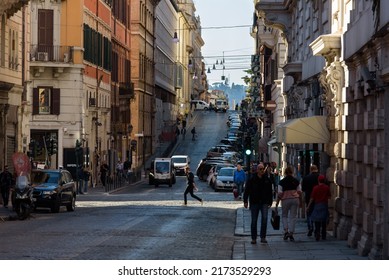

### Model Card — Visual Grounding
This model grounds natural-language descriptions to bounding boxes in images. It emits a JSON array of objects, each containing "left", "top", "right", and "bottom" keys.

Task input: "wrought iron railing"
[{"left": 30, "top": 45, "right": 73, "bottom": 63}]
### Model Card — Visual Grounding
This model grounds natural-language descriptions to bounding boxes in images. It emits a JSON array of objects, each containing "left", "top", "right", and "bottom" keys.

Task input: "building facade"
[
  {"left": 0, "top": 1, "right": 30, "bottom": 172},
  {"left": 255, "top": 0, "right": 389, "bottom": 259}
]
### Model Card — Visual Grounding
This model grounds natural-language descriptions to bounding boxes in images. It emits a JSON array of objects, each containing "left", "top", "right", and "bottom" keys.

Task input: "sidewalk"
[{"left": 233, "top": 207, "right": 369, "bottom": 260}]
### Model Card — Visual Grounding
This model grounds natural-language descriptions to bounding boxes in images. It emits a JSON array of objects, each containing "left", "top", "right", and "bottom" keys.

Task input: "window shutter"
[
  {"left": 32, "top": 88, "right": 39, "bottom": 115},
  {"left": 52, "top": 88, "right": 60, "bottom": 115}
]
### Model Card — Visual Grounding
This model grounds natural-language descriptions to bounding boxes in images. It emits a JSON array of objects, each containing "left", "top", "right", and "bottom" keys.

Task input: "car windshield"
[
  {"left": 218, "top": 168, "right": 234, "bottom": 176},
  {"left": 172, "top": 157, "right": 186, "bottom": 164},
  {"left": 156, "top": 162, "right": 170, "bottom": 174},
  {"left": 31, "top": 171, "right": 59, "bottom": 184}
]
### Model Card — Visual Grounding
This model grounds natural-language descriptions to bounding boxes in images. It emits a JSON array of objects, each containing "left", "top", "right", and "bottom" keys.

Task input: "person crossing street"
[{"left": 183, "top": 166, "right": 203, "bottom": 205}]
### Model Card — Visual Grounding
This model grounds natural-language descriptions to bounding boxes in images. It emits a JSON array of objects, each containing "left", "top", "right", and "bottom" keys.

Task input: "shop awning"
[{"left": 276, "top": 116, "right": 329, "bottom": 144}]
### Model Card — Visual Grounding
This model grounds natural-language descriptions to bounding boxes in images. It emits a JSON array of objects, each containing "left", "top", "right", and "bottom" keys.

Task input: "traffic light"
[
  {"left": 28, "top": 140, "right": 36, "bottom": 158},
  {"left": 50, "top": 138, "right": 58, "bottom": 155},
  {"left": 75, "top": 139, "right": 83, "bottom": 165},
  {"left": 36, "top": 141, "right": 43, "bottom": 156},
  {"left": 244, "top": 136, "right": 252, "bottom": 155},
  {"left": 130, "top": 140, "right": 137, "bottom": 151},
  {"left": 46, "top": 136, "right": 58, "bottom": 156}
]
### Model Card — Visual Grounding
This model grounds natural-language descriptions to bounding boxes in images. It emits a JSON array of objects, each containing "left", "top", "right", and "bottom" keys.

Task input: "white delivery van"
[
  {"left": 149, "top": 158, "right": 176, "bottom": 187},
  {"left": 215, "top": 100, "right": 228, "bottom": 112}
]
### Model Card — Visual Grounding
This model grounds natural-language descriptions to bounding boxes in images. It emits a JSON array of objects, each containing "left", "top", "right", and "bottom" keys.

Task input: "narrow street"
[{"left": 0, "top": 111, "right": 241, "bottom": 260}]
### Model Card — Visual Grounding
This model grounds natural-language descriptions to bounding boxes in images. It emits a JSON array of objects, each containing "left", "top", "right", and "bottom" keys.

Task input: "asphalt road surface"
[{"left": 0, "top": 110, "right": 242, "bottom": 260}]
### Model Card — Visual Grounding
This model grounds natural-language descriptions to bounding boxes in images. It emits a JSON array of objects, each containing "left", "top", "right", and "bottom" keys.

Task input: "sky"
[{"left": 193, "top": 0, "right": 255, "bottom": 86}]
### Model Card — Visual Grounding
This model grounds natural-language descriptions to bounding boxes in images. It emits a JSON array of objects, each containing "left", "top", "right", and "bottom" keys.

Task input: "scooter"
[{"left": 13, "top": 174, "right": 34, "bottom": 220}]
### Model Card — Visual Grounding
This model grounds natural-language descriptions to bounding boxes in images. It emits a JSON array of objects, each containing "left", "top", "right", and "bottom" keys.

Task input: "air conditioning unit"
[{"left": 37, "top": 52, "right": 48, "bottom": 61}]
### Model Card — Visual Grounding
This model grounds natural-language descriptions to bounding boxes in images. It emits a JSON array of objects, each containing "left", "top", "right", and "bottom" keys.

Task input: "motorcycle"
[{"left": 13, "top": 174, "right": 34, "bottom": 220}]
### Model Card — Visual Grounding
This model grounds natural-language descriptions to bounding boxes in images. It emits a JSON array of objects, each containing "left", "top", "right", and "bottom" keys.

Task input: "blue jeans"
[
  {"left": 250, "top": 203, "right": 269, "bottom": 240},
  {"left": 236, "top": 182, "right": 244, "bottom": 196}
]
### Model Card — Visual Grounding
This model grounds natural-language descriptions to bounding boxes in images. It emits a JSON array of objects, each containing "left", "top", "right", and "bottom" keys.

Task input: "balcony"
[
  {"left": 1, "top": 0, "right": 29, "bottom": 17},
  {"left": 30, "top": 45, "right": 73, "bottom": 64},
  {"left": 119, "top": 82, "right": 135, "bottom": 98},
  {"left": 255, "top": 0, "right": 291, "bottom": 33},
  {"left": 282, "top": 61, "right": 302, "bottom": 82}
]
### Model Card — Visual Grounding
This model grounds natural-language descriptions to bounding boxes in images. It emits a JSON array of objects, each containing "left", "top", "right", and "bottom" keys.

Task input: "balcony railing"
[{"left": 30, "top": 45, "right": 73, "bottom": 63}]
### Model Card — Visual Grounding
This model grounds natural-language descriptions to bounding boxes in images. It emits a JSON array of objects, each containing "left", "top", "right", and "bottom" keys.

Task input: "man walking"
[
  {"left": 243, "top": 163, "right": 273, "bottom": 244},
  {"left": 183, "top": 166, "right": 203, "bottom": 205},
  {"left": 0, "top": 165, "right": 14, "bottom": 208},
  {"left": 233, "top": 163, "right": 246, "bottom": 199},
  {"left": 301, "top": 164, "right": 320, "bottom": 236}
]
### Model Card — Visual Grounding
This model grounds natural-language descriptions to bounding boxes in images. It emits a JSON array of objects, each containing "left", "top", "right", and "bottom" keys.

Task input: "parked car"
[
  {"left": 191, "top": 100, "right": 209, "bottom": 110},
  {"left": 31, "top": 169, "right": 77, "bottom": 213},
  {"left": 196, "top": 159, "right": 232, "bottom": 181},
  {"left": 171, "top": 155, "right": 190, "bottom": 175},
  {"left": 208, "top": 163, "right": 235, "bottom": 187},
  {"left": 207, "top": 146, "right": 231, "bottom": 157},
  {"left": 212, "top": 167, "right": 237, "bottom": 191}
]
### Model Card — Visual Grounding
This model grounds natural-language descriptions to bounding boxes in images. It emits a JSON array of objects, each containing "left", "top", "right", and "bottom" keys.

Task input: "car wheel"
[
  {"left": 66, "top": 194, "right": 76, "bottom": 212},
  {"left": 51, "top": 196, "right": 61, "bottom": 213}
]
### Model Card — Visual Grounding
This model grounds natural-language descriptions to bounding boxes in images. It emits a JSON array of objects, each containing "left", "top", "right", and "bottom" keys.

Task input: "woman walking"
[
  {"left": 307, "top": 174, "right": 331, "bottom": 241},
  {"left": 275, "top": 166, "right": 302, "bottom": 241}
]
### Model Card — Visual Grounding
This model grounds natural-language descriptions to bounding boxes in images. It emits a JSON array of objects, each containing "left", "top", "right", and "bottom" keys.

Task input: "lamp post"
[{"left": 92, "top": 116, "right": 101, "bottom": 187}]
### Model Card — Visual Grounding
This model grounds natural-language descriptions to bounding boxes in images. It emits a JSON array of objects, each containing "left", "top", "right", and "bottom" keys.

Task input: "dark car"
[
  {"left": 207, "top": 146, "right": 234, "bottom": 157},
  {"left": 196, "top": 158, "right": 233, "bottom": 181},
  {"left": 31, "top": 169, "right": 77, "bottom": 213}
]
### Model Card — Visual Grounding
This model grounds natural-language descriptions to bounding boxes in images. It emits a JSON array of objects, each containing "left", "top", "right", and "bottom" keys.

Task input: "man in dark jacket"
[
  {"left": 183, "top": 166, "right": 203, "bottom": 206},
  {"left": 301, "top": 164, "right": 319, "bottom": 236},
  {"left": 0, "top": 165, "right": 13, "bottom": 208},
  {"left": 243, "top": 163, "right": 274, "bottom": 244}
]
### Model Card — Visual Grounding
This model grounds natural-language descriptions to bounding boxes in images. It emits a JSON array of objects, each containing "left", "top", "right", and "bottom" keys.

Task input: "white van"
[
  {"left": 215, "top": 100, "right": 228, "bottom": 112},
  {"left": 149, "top": 158, "right": 176, "bottom": 187},
  {"left": 191, "top": 100, "right": 209, "bottom": 110}
]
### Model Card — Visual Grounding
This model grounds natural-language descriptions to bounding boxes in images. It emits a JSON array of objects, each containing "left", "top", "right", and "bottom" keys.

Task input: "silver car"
[{"left": 213, "top": 167, "right": 237, "bottom": 191}]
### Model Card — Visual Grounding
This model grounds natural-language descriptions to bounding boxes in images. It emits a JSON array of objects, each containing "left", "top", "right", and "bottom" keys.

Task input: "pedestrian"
[
  {"left": 181, "top": 119, "right": 187, "bottom": 139},
  {"left": 123, "top": 159, "right": 132, "bottom": 182},
  {"left": 243, "top": 163, "right": 274, "bottom": 244},
  {"left": 301, "top": 164, "right": 320, "bottom": 236},
  {"left": 116, "top": 159, "right": 124, "bottom": 180},
  {"left": 82, "top": 166, "right": 91, "bottom": 194},
  {"left": 175, "top": 126, "right": 180, "bottom": 138},
  {"left": 307, "top": 174, "right": 331, "bottom": 241},
  {"left": 275, "top": 166, "right": 302, "bottom": 241},
  {"left": 183, "top": 166, "right": 203, "bottom": 205},
  {"left": 0, "top": 165, "right": 14, "bottom": 208},
  {"left": 191, "top": 127, "right": 196, "bottom": 141},
  {"left": 233, "top": 163, "right": 246, "bottom": 199},
  {"left": 100, "top": 161, "right": 109, "bottom": 187},
  {"left": 77, "top": 165, "right": 84, "bottom": 194}
]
